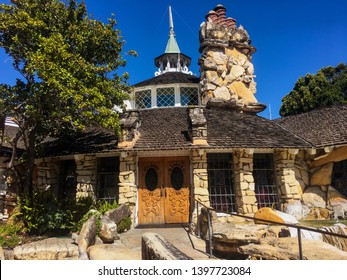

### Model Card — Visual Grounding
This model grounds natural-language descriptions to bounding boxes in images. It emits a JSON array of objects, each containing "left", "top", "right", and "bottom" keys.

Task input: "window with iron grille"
[
  {"left": 180, "top": 87, "right": 199, "bottom": 106},
  {"left": 97, "top": 157, "right": 120, "bottom": 203},
  {"left": 157, "top": 87, "right": 175, "bottom": 107},
  {"left": 253, "top": 153, "right": 279, "bottom": 209},
  {"left": 332, "top": 159, "right": 347, "bottom": 197},
  {"left": 207, "top": 153, "right": 236, "bottom": 212},
  {"left": 135, "top": 89, "right": 152, "bottom": 109}
]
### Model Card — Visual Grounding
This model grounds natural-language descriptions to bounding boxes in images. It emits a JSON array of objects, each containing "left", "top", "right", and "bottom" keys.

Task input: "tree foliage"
[
  {"left": 279, "top": 63, "right": 347, "bottom": 116},
  {"left": 0, "top": 0, "right": 135, "bottom": 193}
]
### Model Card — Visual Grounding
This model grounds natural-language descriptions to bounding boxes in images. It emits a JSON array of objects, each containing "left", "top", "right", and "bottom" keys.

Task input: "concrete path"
[{"left": 118, "top": 224, "right": 214, "bottom": 260}]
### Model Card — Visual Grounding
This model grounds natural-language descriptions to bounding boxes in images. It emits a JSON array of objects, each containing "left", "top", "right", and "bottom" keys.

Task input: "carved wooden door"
[
  {"left": 138, "top": 157, "right": 190, "bottom": 224},
  {"left": 164, "top": 157, "right": 190, "bottom": 223},
  {"left": 138, "top": 158, "right": 165, "bottom": 224}
]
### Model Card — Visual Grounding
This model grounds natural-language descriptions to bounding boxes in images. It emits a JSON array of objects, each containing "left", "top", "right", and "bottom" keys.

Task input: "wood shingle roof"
[{"left": 275, "top": 104, "right": 347, "bottom": 148}]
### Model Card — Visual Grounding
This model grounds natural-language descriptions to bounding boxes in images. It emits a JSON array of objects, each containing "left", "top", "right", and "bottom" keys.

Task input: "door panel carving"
[{"left": 138, "top": 157, "right": 190, "bottom": 224}]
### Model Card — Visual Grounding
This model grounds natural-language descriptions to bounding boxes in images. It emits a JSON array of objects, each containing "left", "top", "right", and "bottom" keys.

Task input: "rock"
[
  {"left": 284, "top": 200, "right": 310, "bottom": 220},
  {"left": 99, "top": 216, "right": 119, "bottom": 243},
  {"left": 254, "top": 207, "right": 298, "bottom": 225},
  {"left": 305, "top": 207, "right": 330, "bottom": 220},
  {"left": 105, "top": 204, "right": 131, "bottom": 225},
  {"left": 302, "top": 186, "right": 327, "bottom": 208},
  {"left": 0, "top": 246, "right": 4, "bottom": 260},
  {"left": 238, "top": 237, "right": 347, "bottom": 260},
  {"left": 320, "top": 223, "right": 347, "bottom": 252},
  {"left": 78, "top": 215, "right": 97, "bottom": 259},
  {"left": 13, "top": 238, "right": 78, "bottom": 260},
  {"left": 212, "top": 223, "right": 259, "bottom": 259},
  {"left": 213, "top": 86, "right": 230, "bottom": 100},
  {"left": 142, "top": 232, "right": 193, "bottom": 260},
  {"left": 328, "top": 186, "right": 347, "bottom": 213},
  {"left": 88, "top": 243, "right": 141, "bottom": 260},
  {"left": 310, "top": 163, "right": 333, "bottom": 186}
]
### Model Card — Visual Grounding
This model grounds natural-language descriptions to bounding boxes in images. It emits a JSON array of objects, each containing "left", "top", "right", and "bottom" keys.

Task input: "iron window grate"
[{"left": 207, "top": 154, "right": 236, "bottom": 212}]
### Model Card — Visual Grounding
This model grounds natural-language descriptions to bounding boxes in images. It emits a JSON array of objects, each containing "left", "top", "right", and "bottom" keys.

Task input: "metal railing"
[{"left": 194, "top": 199, "right": 347, "bottom": 260}]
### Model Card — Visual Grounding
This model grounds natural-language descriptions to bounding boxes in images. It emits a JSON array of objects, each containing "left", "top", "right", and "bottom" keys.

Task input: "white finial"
[{"left": 169, "top": 6, "right": 174, "bottom": 35}]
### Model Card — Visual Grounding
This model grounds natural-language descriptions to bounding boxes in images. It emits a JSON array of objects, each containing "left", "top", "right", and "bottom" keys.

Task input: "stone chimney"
[
  {"left": 118, "top": 110, "right": 140, "bottom": 148},
  {"left": 188, "top": 107, "right": 208, "bottom": 146},
  {"left": 199, "top": 4, "right": 266, "bottom": 113}
]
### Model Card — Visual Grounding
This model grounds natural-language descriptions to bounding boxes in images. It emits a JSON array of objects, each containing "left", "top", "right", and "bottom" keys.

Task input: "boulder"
[
  {"left": 302, "top": 186, "right": 327, "bottom": 208},
  {"left": 88, "top": 243, "right": 141, "bottom": 260},
  {"left": 328, "top": 186, "right": 347, "bottom": 213},
  {"left": 310, "top": 163, "right": 333, "bottom": 186},
  {"left": 99, "top": 216, "right": 119, "bottom": 243},
  {"left": 104, "top": 204, "right": 131, "bottom": 225},
  {"left": 212, "top": 223, "right": 259, "bottom": 259},
  {"left": 142, "top": 232, "right": 193, "bottom": 260},
  {"left": 238, "top": 237, "right": 347, "bottom": 260},
  {"left": 284, "top": 200, "right": 310, "bottom": 220},
  {"left": 254, "top": 207, "right": 298, "bottom": 225},
  {"left": 13, "top": 238, "right": 78, "bottom": 260},
  {"left": 78, "top": 215, "right": 97, "bottom": 259}
]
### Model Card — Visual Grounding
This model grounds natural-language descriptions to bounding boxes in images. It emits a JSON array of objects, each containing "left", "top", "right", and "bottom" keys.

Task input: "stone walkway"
[
  {"left": 118, "top": 224, "right": 213, "bottom": 260},
  {"left": 9, "top": 225, "right": 214, "bottom": 260}
]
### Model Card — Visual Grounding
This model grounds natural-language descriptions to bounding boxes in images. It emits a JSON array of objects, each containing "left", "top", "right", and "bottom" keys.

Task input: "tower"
[{"left": 154, "top": 6, "right": 192, "bottom": 76}]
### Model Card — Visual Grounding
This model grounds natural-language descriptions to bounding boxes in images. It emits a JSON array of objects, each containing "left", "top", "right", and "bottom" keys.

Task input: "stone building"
[{"left": 2, "top": 5, "right": 347, "bottom": 224}]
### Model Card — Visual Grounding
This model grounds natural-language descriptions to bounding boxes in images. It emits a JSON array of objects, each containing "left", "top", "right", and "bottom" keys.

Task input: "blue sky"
[{"left": 1, "top": 0, "right": 346, "bottom": 119}]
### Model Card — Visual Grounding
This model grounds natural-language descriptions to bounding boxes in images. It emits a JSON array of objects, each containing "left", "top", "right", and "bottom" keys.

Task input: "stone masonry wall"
[
  {"left": 118, "top": 153, "right": 137, "bottom": 225},
  {"left": 274, "top": 149, "right": 302, "bottom": 209},
  {"left": 233, "top": 149, "right": 257, "bottom": 214},
  {"left": 199, "top": 5, "right": 265, "bottom": 113},
  {"left": 74, "top": 155, "right": 96, "bottom": 199}
]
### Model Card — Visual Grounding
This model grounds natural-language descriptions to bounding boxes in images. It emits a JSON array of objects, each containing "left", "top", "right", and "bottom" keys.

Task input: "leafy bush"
[
  {"left": 96, "top": 199, "right": 118, "bottom": 215},
  {"left": 117, "top": 217, "right": 131, "bottom": 233},
  {"left": 76, "top": 210, "right": 102, "bottom": 234},
  {"left": 18, "top": 189, "right": 96, "bottom": 235},
  {"left": 0, "top": 223, "right": 24, "bottom": 248}
]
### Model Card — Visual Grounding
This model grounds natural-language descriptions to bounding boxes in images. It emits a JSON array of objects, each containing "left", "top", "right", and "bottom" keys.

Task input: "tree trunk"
[{"left": 23, "top": 129, "right": 36, "bottom": 196}]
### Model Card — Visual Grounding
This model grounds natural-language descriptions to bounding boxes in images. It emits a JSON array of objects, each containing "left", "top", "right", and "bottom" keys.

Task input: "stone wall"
[
  {"left": 233, "top": 149, "right": 257, "bottom": 214},
  {"left": 34, "top": 157, "right": 59, "bottom": 192},
  {"left": 118, "top": 152, "right": 137, "bottom": 225},
  {"left": 274, "top": 149, "right": 302, "bottom": 208},
  {"left": 74, "top": 154, "right": 97, "bottom": 198}
]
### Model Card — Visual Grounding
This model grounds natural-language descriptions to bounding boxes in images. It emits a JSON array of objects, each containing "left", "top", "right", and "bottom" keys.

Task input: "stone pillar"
[
  {"left": 34, "top": 157, "right": 59, "bottom": 192},
  {"left": 75, "top": 154, "right": 96, "bottom": 199},
  {"left": 274, "top": 149, "right": 302, "bottom": 208},
  {"left": 188, "top": 107, "right": 208, "bottom": 146},
  {"left": 191, "top": 149, "right": 209, "bottom": 232},
  {"left": 233, "top": 149, "right": 257, "bottom": 214},
  {"left": 118, "top": 152, "right": 137, "bottom": 226}
]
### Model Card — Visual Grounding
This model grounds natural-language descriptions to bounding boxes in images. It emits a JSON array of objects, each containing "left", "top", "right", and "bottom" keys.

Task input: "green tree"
[
  {"left": 0, "top": 0, "right": 135, "bottom": 194},
  {"left": 279, "top": 63, "right": 347, "bottom": 116}
]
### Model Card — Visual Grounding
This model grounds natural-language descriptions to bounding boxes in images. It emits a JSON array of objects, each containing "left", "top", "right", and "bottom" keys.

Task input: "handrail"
[{"left": 194, "top": 198, "right": 347, "bottom": 259}]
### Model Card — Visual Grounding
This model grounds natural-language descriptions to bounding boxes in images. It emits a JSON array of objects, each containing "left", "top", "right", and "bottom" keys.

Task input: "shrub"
[
  {"left": 117, "top": 217, "right": 131, "bottom": 233},
  {"left": 76, "top": 210, "right": 102, "bottom": 234},
  {"left": 96, "top": 199, "right": 118, "bottom": 215},
  {"left": 0, "top": 223, "right": 24, "bottom": 248}
]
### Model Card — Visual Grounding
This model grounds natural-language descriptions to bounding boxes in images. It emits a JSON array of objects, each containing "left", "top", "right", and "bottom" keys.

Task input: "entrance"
[{"left": 138, "top": 157, "right": 190, "bottom": 224}]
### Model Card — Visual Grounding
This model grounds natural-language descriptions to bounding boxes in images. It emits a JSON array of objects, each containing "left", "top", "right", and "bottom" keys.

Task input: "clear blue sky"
[{"left": 1, "top": 0, "right": 347, "bottom": 119}]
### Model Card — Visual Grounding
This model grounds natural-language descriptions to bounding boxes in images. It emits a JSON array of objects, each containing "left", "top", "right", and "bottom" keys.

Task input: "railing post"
[
  {"left": 297, "top": 228, "right": 303, "bottom": 260},
  {"left": 196, "top": 200, "right": 200, "bottom": 237},
  {"left": 207, "top": 207, "right": 213, "bottom": 258}
]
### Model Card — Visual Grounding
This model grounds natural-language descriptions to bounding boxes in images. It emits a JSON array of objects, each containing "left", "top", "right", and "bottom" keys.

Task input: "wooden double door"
[{"left": 138, "top": 157, "right": 190, "bottom": 224}]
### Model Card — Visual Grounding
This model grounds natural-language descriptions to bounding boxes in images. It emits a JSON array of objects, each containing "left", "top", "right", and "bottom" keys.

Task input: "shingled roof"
[
  {"left": 133, "top": 107, "right": 192, "bottom": 151},
  {"left": 43, "top": 127, "right": 119, "bottom": 157},
  {"left": 205, "top": 108, "right": 311, "bottom": 149},
  {"left": 133, "top": 72, "right": 199, "bottom": 87},
  {"left": 274, "top": 104, "right": 347, "bottom": 148}
]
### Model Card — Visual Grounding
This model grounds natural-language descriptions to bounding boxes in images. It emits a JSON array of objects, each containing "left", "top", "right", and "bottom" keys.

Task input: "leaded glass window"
[
  {"left": 180, "top": 87, "right": 199, "bottom": 106},
  {"left": 135, "top": 89, "right": 152, "bottom": 109},
  {"left": 157, "top": 87, "right": 175, "bottom": 107}
]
